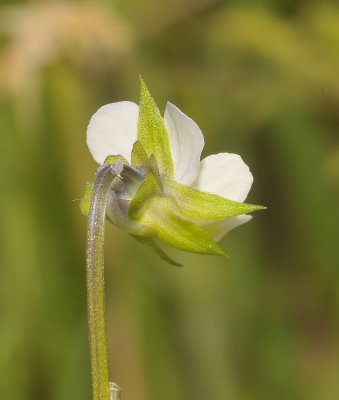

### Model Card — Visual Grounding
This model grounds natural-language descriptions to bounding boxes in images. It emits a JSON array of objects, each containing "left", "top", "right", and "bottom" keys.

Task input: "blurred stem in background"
[{"left": 86, "top": 164, "right": 122, "bottom": 400}]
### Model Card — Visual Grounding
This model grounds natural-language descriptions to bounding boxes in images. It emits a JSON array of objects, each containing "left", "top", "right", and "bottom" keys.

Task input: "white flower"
[{"left": 83, "top": 80, "right": 263, "bottom": 265}]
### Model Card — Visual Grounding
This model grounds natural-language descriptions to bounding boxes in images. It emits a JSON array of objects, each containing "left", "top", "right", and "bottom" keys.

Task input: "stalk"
[{"left": 86, "top": 164, "right": 122, "bottom": 400}]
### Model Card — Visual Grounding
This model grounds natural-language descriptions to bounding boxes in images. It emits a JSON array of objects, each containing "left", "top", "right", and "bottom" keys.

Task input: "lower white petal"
[
  {"left": 87, "top": 101, "right": 139, "bottom": 164},
  {"left": 193, "top": 153, "right": 253, "bottom": 202},
  {"left": 202, "top": 215, "right": 252, "bottom": 241},
  {"left": 164, "top": 102, "right": 204, "bottom": 184}
]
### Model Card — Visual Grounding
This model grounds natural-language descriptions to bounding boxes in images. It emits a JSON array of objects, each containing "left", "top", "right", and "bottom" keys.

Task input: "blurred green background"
[{"left": 1, "top": 0, "right": 339, "bottom": 399}]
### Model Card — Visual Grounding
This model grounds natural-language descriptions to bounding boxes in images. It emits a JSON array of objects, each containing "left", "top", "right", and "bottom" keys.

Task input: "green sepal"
[
  {"left": 131, "top": 141, "right": 151, "bottom": 173},
  {"left": 132, "top": 235, "right": 182, "bottom": 267},
  {"left": 104, "top": 154, "right": 129, "bottom": 166},
  {"left": 137, "top": 78, "right": 174, "bottom": 177},
  {"left": 129, "top": 170, "right": 162, "bottom": 218},
  {"left": 131, "top": 141, "right": 163, "bottom": 186},
  {"left": 80, "top": 182, "right": 94, "bottom": 216},
  {"left": 136, "top": 195, "right": 226, "bottom": 256},
  {"left": 149, "top": 154, "right": 161, "bottom": 179},
  {"left": 164, "top": 179, "right": 265, "bottom": 220}
]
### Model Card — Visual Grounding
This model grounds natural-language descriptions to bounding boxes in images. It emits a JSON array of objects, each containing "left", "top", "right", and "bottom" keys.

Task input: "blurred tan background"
[{"left": 1, "top": 1, "right": 339, "bottom": 399}]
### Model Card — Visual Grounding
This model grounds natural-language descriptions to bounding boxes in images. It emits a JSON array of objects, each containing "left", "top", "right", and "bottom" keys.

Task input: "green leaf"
[
  {"left": 130, "top": 141, "right": 162, "bottom": 182},
  {"left": 129, "top": 170, "right": 162, "bottom": 218},
  {"left": 136, "top": 195, "right": 226, "bottom": 256},
  {"left": 80, "top": 182, "right": 94, "bottom": 216},
  {"left": 104, "top": 154, "right": 129, "bottom": 165},
  {"left": 137, "top": 78, "right": 174, "bottom": 177},
  {"left": 164, "top": 179, "right": 265, "bottom": 220},
  {"left": 131, "top": 141, "right": 151, "bottom": 173},
  {"left": 132, "top": 235, "right": 182, "bottom": 267},
  {"left": 149, "top": 154, "right": 161, "bottom": 179}
]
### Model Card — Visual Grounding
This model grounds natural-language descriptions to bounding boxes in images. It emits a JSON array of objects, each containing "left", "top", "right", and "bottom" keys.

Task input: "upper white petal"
[
  {"left": 193, "top": 153, "right": 253, "bottom": 202},
  {"left": 164, "top": 102, "right": 204, "bottom": 184},
  {"left": 87, "top": 101, "right": 139, "bottom": 164}
]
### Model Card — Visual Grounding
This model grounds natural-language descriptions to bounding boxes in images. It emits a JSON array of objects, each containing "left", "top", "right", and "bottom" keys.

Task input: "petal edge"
[
  {"left": 193, "top": 153, "right": 253, "bottom": 202},
  {"left": 164, "top": 102, "right": 204, "bottom": 185},
  {"left": 87, "top": 101, "right": 139, "bottom": 164}
]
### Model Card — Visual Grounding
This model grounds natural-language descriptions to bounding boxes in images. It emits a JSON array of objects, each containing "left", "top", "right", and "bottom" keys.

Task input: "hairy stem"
[{"left": 86, "top": 164, "right": 122, "bottom": 400}]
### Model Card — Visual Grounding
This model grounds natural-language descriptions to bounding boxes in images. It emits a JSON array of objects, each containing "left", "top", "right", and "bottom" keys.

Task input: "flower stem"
[{"left": 86, "top": 164, "right": 121, "bottom": 400}]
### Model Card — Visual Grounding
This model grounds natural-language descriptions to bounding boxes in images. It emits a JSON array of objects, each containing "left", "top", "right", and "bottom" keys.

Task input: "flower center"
[{"left": 115, "top": 164, "right": 144, "bottom": 201}]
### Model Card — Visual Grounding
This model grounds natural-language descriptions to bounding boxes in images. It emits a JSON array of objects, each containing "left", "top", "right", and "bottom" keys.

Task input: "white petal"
[
  {"left": 202, "top": 215, "right": 252, "bottom": 241},
  {"left": 164, "top": 102, "right": 204, "bottom": 184},
  {"left": 193, "top": 153, "right": 253, "bottom": 202},
  {"left": 87, "top": 101, "right": 139, "bottom": 164}
]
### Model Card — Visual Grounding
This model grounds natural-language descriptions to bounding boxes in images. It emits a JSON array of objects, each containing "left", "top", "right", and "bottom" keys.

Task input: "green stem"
[{"left": 86, "top": 163, "right": 122, "bottom": 400}]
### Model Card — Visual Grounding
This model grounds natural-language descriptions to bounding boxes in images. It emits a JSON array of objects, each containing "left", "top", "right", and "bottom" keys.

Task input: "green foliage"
[
  {"left": 165, "top": 179, "right": 265, "bottom": 220},
  {"left": 136, "top": 195, "right": 225, "bottom": 255},
  {"left": 104, "top": 155, "right": 129, "bottom": 166},
  {"left": 137, "top": 78, "right": 174, "bottom": 177},
  {"left": 129, "top": 170, "right": 161, "bottom": 218},
  {"left": 132, "top": 235, "right": 182, "bottom": 267},
  {"left": 131, "top": 141, "right": 152, "bottom": 173}
]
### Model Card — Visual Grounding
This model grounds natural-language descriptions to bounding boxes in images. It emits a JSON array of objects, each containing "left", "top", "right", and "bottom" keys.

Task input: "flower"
[{"left": 81, "top": 78, "right": 264, "bottom": 265}]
